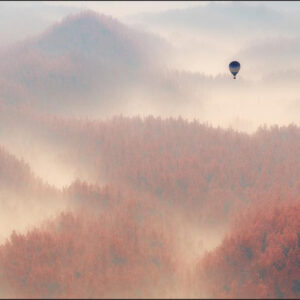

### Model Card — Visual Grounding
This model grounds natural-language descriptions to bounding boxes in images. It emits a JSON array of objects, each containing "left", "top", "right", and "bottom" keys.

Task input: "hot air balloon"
[{"left": 229, "top": 61, "right": 240, "bottom": 79}]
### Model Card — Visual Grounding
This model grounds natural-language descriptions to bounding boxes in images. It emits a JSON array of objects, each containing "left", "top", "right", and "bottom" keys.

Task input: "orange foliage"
[
  {"left": 0, "top": 192, "right": 181, "bottom": 298},
  {"left": 40, "top": 115, "right": 300, "bottom": 225},
  {"left": 197, "top": 199, "right": 300, "bottom": 298},
  {"left": 0, "top": 108, "right": 299, "bottom": 298}
]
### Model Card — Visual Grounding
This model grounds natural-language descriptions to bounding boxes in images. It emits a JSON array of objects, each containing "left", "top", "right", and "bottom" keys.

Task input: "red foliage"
[
  {"left": 35, "top": 115, "right": 299, "bottom": 226},
  {"left": 0, "top": 192, "right": 181, "bottom": 298},
  {"left": 0, "top": 106, "right": 299, "bottom": 298},
  {"left": 197, "top": 199, "right": 300, "bottom": 298}
]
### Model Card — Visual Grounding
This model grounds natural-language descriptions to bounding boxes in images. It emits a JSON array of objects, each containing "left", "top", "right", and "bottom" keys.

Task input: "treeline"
[
  {"left": 20, "top": 112, "right": 298, "bottom": 225},
  {"left": 0, "top": 146, "right": 57, "bottom": 197},
  {"left": 196, "top": 199, "right": 300, "bottom": 298},
  {"left": 0, "top": 190, "right": 183, "bottom": 298},
  {"left": 0, "top": 112, "right": 299, "bottom": 297}
]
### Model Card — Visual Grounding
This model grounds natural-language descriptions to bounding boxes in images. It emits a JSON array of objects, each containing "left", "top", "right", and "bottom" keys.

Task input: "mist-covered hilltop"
[
  {"left": 0, "top": 3, "right": 300, "bottom": 298},
  {"left": 0, "top": 9, "right": 298, "bottom": 130},
  {"left": 0, "top": 10, "right": 172, "bottom": 116},
  {"left": 0, "top": 113, "right": 299, "bottom": 298}
]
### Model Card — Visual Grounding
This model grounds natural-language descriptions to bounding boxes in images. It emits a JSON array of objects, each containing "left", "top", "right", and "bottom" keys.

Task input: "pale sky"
[
  {"left": 42, "top": 1, "right": 203, "bottom": 18},
  {"left": 41, "top": 1, "right": 299, "bottom": 18},
  {"left": 0, "top": 1, "right": 299, "bottom": 132}
]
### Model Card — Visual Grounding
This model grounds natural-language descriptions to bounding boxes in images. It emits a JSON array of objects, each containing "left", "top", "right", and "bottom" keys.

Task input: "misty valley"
[{"left": 0, "top": 3, "right": 300, "bottom": 299}]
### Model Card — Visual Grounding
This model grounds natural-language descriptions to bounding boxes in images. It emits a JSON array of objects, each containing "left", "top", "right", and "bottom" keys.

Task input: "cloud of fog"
[
  {"left": 0, "top": 6, "right": 298, "bottom": 297},
  {"left": 118, "top": 1, "right": 300, "bottom": 132},
  {"left": 0, "top": 186, "right": 66, "bottom": 244},
  {"left": 1, "top": 2, "right": 299, "bottom": 134}
]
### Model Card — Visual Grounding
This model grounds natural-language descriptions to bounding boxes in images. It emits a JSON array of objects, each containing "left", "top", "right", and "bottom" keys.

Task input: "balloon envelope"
[{"left": 229, "top": 61, "right": 240, "bottom": 78}]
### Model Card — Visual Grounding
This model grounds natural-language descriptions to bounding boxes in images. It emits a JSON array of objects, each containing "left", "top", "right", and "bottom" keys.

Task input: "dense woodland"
[
  {"left": 0, "top": 107, "right": 299, "bottom": 297},
  {"left": 0, "top": 8, "right": 300, "bottom": 299},
  {"left": 197, "top": 200, "right": 300, "bottom": 298}
]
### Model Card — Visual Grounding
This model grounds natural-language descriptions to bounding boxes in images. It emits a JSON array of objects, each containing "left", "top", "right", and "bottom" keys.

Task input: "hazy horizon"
[
  {"left": 1, "top": 1, "right": 299, "bottom": 133},
  {"left": 0, "top": 2, "right": 299, "bottom": 299}
]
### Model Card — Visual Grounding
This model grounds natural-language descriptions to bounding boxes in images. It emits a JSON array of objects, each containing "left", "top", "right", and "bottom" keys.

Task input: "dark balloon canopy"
[{"left": 229, "top": 61, "right": 240, "bottom": 79}]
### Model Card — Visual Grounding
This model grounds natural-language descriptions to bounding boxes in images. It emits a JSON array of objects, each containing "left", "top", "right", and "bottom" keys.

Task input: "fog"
[
  {"left": 0, "top": 2, "right": 299, "bottom": 298},
  {"left": 1, "top": 2, "right": 299, "bottom": 132},
  {"left": 123, "top": 2, "right": 300, "bottom": 131},
  {"left": 0, "top": 0, "right": 299, "bottom": 243}
]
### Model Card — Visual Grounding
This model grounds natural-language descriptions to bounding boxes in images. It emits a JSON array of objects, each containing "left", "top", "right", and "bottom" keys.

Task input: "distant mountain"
[
  {"left": 1, "top": 9, "right": 298, "bottom": 127},
  {"left": 33, "top": 10, "right": 167, "bottom": 68},
  {"left": 0, "top": 10, "right": 170, "bottom": 115}
]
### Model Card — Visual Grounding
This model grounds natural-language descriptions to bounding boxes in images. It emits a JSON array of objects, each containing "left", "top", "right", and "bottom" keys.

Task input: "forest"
[
  {"left": 0, "top": 6, "right": 300, "bottom": 299},
  {"left": 0, "top": 104, "right": 299, "bottom": 297}
]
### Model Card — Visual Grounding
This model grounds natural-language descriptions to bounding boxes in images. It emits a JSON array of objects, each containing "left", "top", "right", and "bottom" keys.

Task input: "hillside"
[
  {"left": 196, "top": 200, "right": 300, "bottom": 298},
  {"left": 0, "top": 11, "right": 170, "bottom": 116},
  {"left": 0, "top": 146, "right": 64, "bottom": 243},
  {"left": 0, "top": 113, "right": 299, "bottom": 297},
  {"left": 0, "top": 5, "right": 300, "bottom": 298},
  {"left": 1, "top": 104, "right": 299, "bottom": 225},
  {"left": 5, "top": 108, "right": 300, "bottom": 221}
]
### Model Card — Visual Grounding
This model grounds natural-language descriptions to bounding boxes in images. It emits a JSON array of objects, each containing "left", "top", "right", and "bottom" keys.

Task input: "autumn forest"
[{"left": 0, "top": 4, "right": 300, "bottom": 299}]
